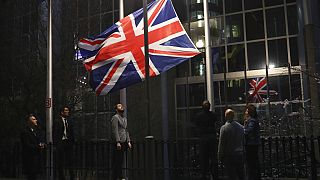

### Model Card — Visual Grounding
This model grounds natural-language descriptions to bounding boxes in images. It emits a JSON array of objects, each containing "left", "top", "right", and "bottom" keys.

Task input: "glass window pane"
[
  {"left": 101, "top": 0, "right": 113, "bottom": 12},
  {"left": 173, "top": 0, "right": 189, "bottom": 22},
  {"left": 209, "top": 17, "right": 225, "bottom": 46},
  {"left": 89, "top": 15, "right": 100, "bottom": 36},
  {"left": 176, "top": 60, "right": 189, "bottom": 77},
  {"left": 226, "top": 14, "right": 244, "bottom": 43},
  {"left": 266, "top": 7, "right": 286, "bottom": 38},
  {"left": 214, "top": 81, "right": 225, "bottom": 105},
  {"left": 248, "top": 41, "right": 266, "bottom": 70},
  {"left": 176, "top": 85, "right": 187, "bottom": 107},
  {"left": 209, "top": 0, "right": 223, "bottom": 16},
  {"left": 290, "top": 74, "right": 301, "bottom": 100},
  {"left": 190, "top": 20, "right": 205, "bottom": 48},
  {"left": 287, "top": 5, "right": 298, "bottom": 35},
  {"left": 245, "top": 10, "right": 264, "bottom": 40},
  {"left": 244, "top": 0, "right": 262, "bottom": 10},
  {"left": 89, "top": 0, "right": 100, "bottom": 16},
  {"left": 212, "top": 47, "right": 226, "bottom": 74},
  {"left": 79, "top": 0, "right": 88, "bottom": 19},
  {"left": 289, "top": 37, "right": 299, "bottom": 66},
  {"left": 101, "top": 13, "right": 114, "bottom": 30},
  {"left": 225, "top": 0, "right": 242, "bottom": 13},
  {"left": 191, "top": 54, "right": 205, "bottom": 76},
  {"left": 286, "top": 0, "right": 296, "bottom": 3},
  {"left": 265, "top": 0, "right": 284, "bottom": 7},
  {"left": 189, "top": 83, "right": 206, "bottom": 106},
  {"left": 268, "top": 39, "right": 288, "bottom": 68},
  {"left": 227, "top": 44, "right": 245, "bottom": 72},
  {"left": 269, "top": 76, "right": 290, "bottom": 102},
  {"left": 226, "top": 79, "right": 246, "bottom": 104}
]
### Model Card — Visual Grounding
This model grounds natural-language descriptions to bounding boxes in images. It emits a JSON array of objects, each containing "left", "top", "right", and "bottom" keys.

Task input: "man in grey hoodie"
[{"left": 218, "top": 109, "right": 244, "bottom": 180}]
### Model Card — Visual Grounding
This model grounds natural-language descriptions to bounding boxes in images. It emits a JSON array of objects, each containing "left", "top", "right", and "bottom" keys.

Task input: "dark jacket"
[
  {"left": 20, "top": 126, "right": 43, "bottom": 175},
  {"left": 53, "top": 117, "right": 74, "bottom": 145},
  {"left": 193, "top": 110, "right": 217, "bottom": 139},
  {"left": 244, "top": 117, "right": 261, "bottom": 146}
]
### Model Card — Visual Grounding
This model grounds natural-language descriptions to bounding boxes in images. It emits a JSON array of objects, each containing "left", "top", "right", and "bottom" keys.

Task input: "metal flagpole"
[
  {"left": 203, "top": 0, "right": 214, "bottom": 109},
  {"left": 143, "top": 0, "right": 152, "bottom": 138},
  {"left": 143, "top": 1, "right": 155, "bottom": 180},
  {"left": 119, "top": 0, "right": 127, "bottom": 115},
  {"left": 46, "top": 0, "right": 53, "bottom": 179}
]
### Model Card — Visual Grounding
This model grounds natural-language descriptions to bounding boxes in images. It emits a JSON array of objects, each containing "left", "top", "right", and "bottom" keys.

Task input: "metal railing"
[{"left": 0, "top": 136, "right": 319, "bottom": 179}]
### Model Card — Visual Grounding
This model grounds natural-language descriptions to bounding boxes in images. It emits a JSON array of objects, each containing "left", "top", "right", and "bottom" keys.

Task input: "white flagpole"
[
  {"left": 119, "top": 0, "right": 127, "bottom": 114},
  {"left": 203, "top": 0, "right": 214, "bottom": 109},
  {"left": 46, "top": 0, "right": 53, "bottom": 179}
]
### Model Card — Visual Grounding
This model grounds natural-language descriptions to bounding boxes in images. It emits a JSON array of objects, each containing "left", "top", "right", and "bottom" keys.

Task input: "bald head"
[{"left": 225, "top": 109, "right": 235, "bottom": 122}]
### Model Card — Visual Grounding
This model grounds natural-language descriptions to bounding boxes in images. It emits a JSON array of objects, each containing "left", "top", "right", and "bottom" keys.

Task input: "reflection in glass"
[
  {"left": 225, "top": 0, "right": 242, "bottom": 13},
  {"left": 226, "top": 14, "right": 244, "bottom": 43},
  {"left": 212, "top": 47, "right": 225, "bottom": 74},
  {"left": 176, "top": 60, "right": 189, "bottom": 77},
  {"left": 245, "top": 11, "right": 264, "bottom": 40},
  {"left": 213, "top": 81, "right": 225, "bottom": 105},
  {"left": 227, "top": 44, "right": 245, "bottom": 72},
  {"left": 227, "top": 79, "right": 246, "bottom": 104},
  {"left": 287, "top": 5, "right": 298, "bottom": 35},
  {"left": 244, "top": 0, "right": 262, "bottom": 10},
  {"left": 190, "top": 20, "right": 205, "bottom": 47},
  {"left": 266, "top": 7, "right": 286, "bottom": 38},
  {"left": 247, "top": 41, "right": 266, "bottom": 70},
  {"left": 189, "top": 83, "right": 206, "bottom": 106},
  {"left": 268, "top": 76, "right": 290, "bottom": 102},
  {"left": 176, "top": 84, "right": 187, "bottom": 107},
  {"left": 289, "top": 37, "right": 299, "bottom": 66},
  {"left": 209, "top": 17, "right": 224, "bottom": 46},
  {"left": 290, "top": 74, "right": 301, "bottom": 100},
  {"left": 268, "top": 39, "right": 288, "bottom": 68},
  {"left": 191, "top": 54, "right": 205, "bottom": 76},
  {"left": 265, "top": 0, "right": 284, "bottom": 7}
]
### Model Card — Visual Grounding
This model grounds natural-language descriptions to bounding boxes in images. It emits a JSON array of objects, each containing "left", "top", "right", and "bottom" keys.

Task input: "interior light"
[
  {"left": 269, "top": 64, "right": 275, "bottom": 69},
  {"left": 196, "top": 39, "right": 204, "bottom": 48}
]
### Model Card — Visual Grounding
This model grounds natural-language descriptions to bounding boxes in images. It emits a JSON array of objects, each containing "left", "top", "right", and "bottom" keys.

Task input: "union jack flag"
[
  {"left": 248, "top": 77, "right": 277, "bottom": 103},
  {"left": 77, "top": 0, "right": 200, "bottom": 95}
]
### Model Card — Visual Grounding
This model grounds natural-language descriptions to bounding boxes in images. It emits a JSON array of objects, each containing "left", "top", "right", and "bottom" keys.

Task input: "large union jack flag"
[
  {"left": 77, "top": 0, "right": 200, "bottom": 95},
  {"left": 248, "top": 77, "right": 277, "bottom": 103}
]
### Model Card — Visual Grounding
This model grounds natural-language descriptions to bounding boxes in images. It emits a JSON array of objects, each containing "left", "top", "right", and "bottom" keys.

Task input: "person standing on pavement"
[
  {"left": 193, "top": 100, "right": 218, "bottom": 180},
  {"left": 218, "top": 109, "right": 244, "bottom": 180},
  {"left": 53, "top": 106, "right": 75, "bottom": 180},
  {"left": 244, "top": 104, "right": 261, "bottom": 180},
  {"left": 20, "top": 114, "right": 45, "bottom": 180},
  {"left": 111, "top": 103, "right": 132, "bottom": 180}
]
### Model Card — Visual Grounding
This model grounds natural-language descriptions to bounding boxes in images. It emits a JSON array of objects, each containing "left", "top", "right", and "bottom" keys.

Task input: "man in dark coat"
[
  {"left": 53, "top": 106, "right": 75, "bottom": 180},
  {"left": 193, "top": 100, "right": 218, "bottom": 180},
  {"left": 20, "top": 114, "right": 45, "bottom": 180}
]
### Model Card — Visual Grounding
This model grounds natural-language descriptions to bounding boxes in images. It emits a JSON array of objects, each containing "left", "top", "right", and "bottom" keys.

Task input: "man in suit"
[
  {"left": 53, "top": 106, "right": 75, "bottom": 180},
  {"left": 20, "top": 114, "right": 45, "bottom": 180},
  {"left": 111, "top": 103, "right": 131, "bottom": 180}
]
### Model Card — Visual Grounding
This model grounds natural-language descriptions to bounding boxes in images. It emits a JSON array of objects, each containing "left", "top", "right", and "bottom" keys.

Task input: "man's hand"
[
  {"left": 117, "top": 142, "right": 121, "bottom": 150},
  {"left": 128, "top": 142, "right": 132, "bottom": 149}
]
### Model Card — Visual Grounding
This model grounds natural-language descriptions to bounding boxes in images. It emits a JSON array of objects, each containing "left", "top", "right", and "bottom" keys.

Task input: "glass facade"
[{"left": 175, "top": 0, "right": 305, "bottom": 137}]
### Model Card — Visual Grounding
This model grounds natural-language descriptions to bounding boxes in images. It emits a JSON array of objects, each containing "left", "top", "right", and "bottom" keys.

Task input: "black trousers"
[
  {"left": 199, "top": 138, "right": 218, "bottom": 180},
  {"left": 224, "top": 153, "right": 244, "bottom": 180},
  {"left": 55, "top": 140, "right": 75, "bottom": 180},
  {"left": 245, "top": 145, "right": 261, "bottom": 180},
  {"left": 112, "top": 142, "right": 127, "bottom": 180}
]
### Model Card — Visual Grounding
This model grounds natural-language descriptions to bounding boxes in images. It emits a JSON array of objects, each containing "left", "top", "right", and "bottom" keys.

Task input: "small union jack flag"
[
  {"left": 77, "top": 0, "right": 200, "bottom": 95},
  {"left": 248, "top": 77, "right": 277, "bottom": 103}
]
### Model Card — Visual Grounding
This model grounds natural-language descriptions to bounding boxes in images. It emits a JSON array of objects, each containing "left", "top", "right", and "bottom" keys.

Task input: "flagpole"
[
  {"left": 119, "top": 0, "right": 127, "bottom": 115},
  {"left": 143, "top": 0, "right": 152, "bottom": 138},
  {"left": 46, "top": 0, "right": 53, "bottom": 179},
  {"left": 203, "top": 0, "right": 214, "bottom": 109}
]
